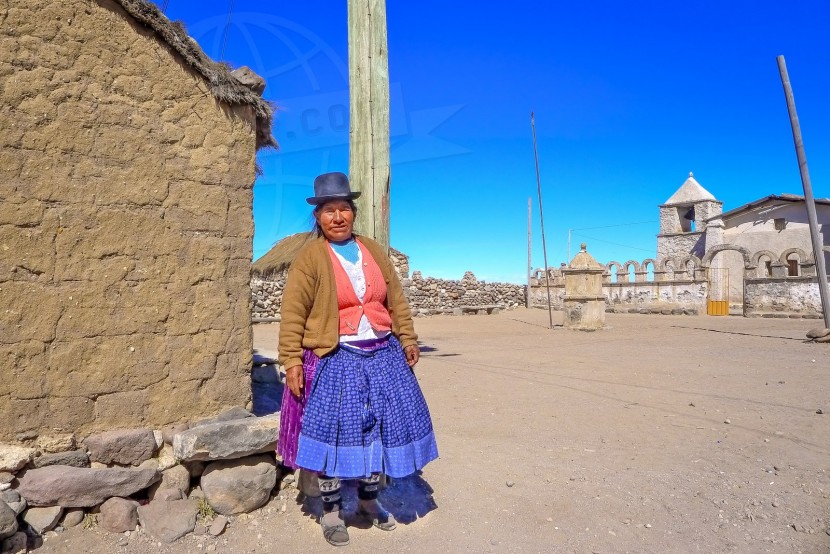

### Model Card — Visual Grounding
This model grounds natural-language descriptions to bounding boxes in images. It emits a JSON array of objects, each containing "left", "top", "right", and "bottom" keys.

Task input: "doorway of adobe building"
[{"left": 707, "top": 267, "right": 729, "bottom": 316}]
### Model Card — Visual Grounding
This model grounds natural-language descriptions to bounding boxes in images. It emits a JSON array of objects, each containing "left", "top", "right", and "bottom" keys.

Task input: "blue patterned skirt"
[{"left": 295, "top": 336, "right": 438, "bottom": 479}]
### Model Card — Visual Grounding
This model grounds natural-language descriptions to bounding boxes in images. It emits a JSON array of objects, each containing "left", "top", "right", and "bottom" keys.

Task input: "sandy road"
[{"left": 40, "top": 309, "right": 830, "bottom": 553}]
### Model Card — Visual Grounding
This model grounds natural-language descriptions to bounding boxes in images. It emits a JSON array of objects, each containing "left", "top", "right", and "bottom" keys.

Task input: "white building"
[{"left": 657, "top": 174, "right": 830, "bottom": 303}]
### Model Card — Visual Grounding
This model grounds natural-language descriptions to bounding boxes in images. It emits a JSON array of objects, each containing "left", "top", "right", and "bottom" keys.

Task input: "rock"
[
  {"left": 173, "top": 415, "right": 279, "bottom": 462},
  {"left": 61, "top": 508, "right": 85, "bottom": 528},
  {"left": 806, "top": 327, "right": 830, "bottom": 339},
  {"left": 138, "top": 458, "right": 159, "bottom": 472},
  {"left": 0, "top": 531, "right": 27, "bottom": 554},
  {"left": 194, "top": 407, "right": 254, "bottom": 427},
  {"left": 137, "top": 499, "right": 197, "bottom": 543},
  {"left": 815, "top": 334, "right": 830, "bottom": 343},
  {"left": 161, "top": 424, "right": 191, "bottom": 446},
  {"left": 22, "top": 506, "right": 63, "bottom": 534},
  {"left": 154, "top": 488, "right": 184, "bottom": 501},
  {"left": 0, "top": 499, "right": 18, "bottom": 540},
  {"left": 0, "top": 491, "right": 25, "bottom": 515},
  {"left": 231, "top": 66, "right": 266, "bottom": 95},
  {"left": 35, "top": 434, "right": 76, "bottom": 454},
  {"left": 818, "top": 409, "right": 825, "bottom": 415},
  {"left": 31, "top": 449, "right": 90, "bottom": 469},
  {"left": 153, "top": 431, "right": 163, "bottom": 450},
  {"left": 297, "top": 470, "right": 319, "bottom": 497},
  {"left": 184, "top": 461, "right": 206, "bottom": 478},
  {"left": 200, "top": 454, "right": 276, "bottom": 515},
  {"left": 0, "top": 445, "right": 36, "bottom": 473},
  {"left": 83, "top": 429, "right": 157, "bottom": 466},
  {"left": 148, "top": 465, "right": 190, "bottom": 501},
  {"left": 0, "top": 473, "right": 13, "bottom": 485},
  {"left": 99, "top": 497, "right": 139, "bottom": 533},
  {"left": 156, "top": 444, "right": 177, "bottom": 472},
  {"left": 16, "top": 466, "right": 159, "bottom": 507},
  {"left": 208, "top": 515, "right": 227, "bottom": 536}
]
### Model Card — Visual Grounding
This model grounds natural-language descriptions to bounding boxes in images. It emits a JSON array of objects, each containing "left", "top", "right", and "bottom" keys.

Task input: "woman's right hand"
[{"left": 286, "top": 365, "right": 304, "bottom": 398}]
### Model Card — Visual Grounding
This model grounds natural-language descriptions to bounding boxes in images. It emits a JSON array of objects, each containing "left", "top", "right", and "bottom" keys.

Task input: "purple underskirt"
[{"left": 277, "top": 349, "right": 319, "bottom": 469}]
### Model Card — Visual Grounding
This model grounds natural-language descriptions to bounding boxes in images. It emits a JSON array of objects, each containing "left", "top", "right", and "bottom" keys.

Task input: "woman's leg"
[
  {"left": 357, "top": 473, "right": 396, "bottom": 531},
  {"left": 318, "top": 475, "right": 349, "bottom": 546}
]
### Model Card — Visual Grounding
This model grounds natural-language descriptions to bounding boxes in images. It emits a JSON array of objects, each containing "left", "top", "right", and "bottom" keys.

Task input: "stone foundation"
[{"left": 0, "top": 409, "right": 282, "bottom": 547}]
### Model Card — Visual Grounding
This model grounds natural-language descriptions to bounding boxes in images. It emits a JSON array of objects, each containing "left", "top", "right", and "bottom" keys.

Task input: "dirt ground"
[{"left": 37, "top": 309, "right": 829, "bottom": 553}]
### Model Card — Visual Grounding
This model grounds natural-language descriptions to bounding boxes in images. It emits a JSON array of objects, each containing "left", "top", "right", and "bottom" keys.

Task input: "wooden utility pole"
[
  {"left": 348, "top": 0, "right": 390, "bottom": 250},
  {"left": 777, "top": 55, "right": 830, "bottom": 329}
]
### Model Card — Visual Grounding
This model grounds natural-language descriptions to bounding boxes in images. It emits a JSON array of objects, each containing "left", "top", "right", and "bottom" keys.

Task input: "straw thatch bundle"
[
  {"left": 252, "top": 233, "right": 317, "bottom": 277},
  {"left": 253, "top": 233, "right": 410, "bottom": 277}
]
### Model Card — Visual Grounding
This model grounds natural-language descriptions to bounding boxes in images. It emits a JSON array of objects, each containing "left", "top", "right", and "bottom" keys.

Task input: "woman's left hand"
[{"left": 404, "top": 344, "right": 420, "bottom": 368}]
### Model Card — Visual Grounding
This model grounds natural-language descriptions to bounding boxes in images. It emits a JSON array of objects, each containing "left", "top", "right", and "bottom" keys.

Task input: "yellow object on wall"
[{"left": 707, "top": 300, "right": 729, "bottom": 316}]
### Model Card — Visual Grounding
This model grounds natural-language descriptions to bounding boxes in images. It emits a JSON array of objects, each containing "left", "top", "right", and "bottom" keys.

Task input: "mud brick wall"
[{"left": 0, "top": 0, "right": 258, "bottom": 440}]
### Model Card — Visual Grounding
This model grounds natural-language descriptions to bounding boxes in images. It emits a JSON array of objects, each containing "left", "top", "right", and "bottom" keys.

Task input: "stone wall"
[
  {"left": 745, "top": 277, "right": 825, "bottom": 317},
  {"left": 403, "top": 271, "right": 525, "bottom": 315},
  {"left": 252, "top": 270, "right": 526, "bottom": 320},
  {"left": 657, "top": 231, "right": 706, "bottom": 264},
  {"left": 1, "top": 0, "right": 259, "bottom": 441},
  {"left": 530, "top": 258, "right": 708, "bottom": 314}
]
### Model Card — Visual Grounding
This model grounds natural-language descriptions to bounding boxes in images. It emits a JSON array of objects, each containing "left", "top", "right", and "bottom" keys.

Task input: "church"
[{"left": 657, "top": 173, "right": 830, "bottom": 303}]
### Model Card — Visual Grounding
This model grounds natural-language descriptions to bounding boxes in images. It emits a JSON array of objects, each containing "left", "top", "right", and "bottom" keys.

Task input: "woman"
[{"left": 277, "top": 172, "right": 438, "bottom": 547}]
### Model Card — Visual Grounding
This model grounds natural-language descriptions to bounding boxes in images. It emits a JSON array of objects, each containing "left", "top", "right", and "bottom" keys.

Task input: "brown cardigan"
[{"left": 278, "top": 235, "right": 418, "bottom": 370}]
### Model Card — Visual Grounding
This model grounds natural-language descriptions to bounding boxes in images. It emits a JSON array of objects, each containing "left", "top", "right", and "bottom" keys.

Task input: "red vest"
[{"left": 327, "top": 240, "right": 393, "bottom": 335}]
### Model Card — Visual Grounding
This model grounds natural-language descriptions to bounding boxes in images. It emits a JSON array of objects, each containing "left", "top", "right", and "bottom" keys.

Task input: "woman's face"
[{"left": 315, "top": 200, "right": 355, "bottom": 242}]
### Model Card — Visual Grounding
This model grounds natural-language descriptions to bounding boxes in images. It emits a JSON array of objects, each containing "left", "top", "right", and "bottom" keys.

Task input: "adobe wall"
[{"left": 1, "top": 0, "right": 258, "bottom": 440}]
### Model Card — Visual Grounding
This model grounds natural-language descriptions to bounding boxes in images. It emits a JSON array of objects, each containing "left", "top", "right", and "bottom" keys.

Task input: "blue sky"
[{"left": 164, "top": 0, "right": 830, "bottom": 283}]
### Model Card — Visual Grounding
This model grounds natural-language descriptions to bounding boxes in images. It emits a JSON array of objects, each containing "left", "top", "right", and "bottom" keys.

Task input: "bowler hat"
[{"left": 306, "top": 172, "right": 361, "bottom": 205}]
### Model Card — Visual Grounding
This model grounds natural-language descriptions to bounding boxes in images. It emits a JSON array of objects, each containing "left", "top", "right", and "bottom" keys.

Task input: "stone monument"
[{"left": 563, "top": 243, "right": 606, "bottom": 330}]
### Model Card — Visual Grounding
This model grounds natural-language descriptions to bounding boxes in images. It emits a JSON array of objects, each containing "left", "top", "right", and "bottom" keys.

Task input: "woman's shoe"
[
  {"left": 320, "top": 510, "right": 350, "bottom": 546},
  {"left": 357, "top": 500, "right": 397, "bottom": 531}
]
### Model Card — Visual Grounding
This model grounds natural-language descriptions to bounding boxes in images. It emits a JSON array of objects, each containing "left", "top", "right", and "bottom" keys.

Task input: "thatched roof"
[
  {"left": 113, "top": 0, "right": 276, "bottom": 149},
  {"left": 253, "top": 233, "right": 317, "bottom": 276},
  {"left": 253, "top": 233, "right": 409, "bottom": 276}
]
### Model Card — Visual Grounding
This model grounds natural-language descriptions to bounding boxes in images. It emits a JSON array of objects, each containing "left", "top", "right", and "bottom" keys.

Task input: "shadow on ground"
[{"left": 295, "top": 472, "right": 438, "bottom": 528}]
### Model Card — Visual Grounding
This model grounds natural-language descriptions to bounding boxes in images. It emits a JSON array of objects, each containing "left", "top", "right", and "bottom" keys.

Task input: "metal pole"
[
  {"left": 777, "top": 55, "right": 830, "bottom": 329},
  {"left": 530, "top": 112, "right": 554, "bottom": 328},
  {"left": 527, "top": 197, "right": 532, "bottom": 309},
  {"left": 567, "top": 229, "right": 572, "bottom": 262}
]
